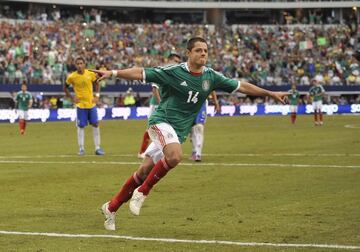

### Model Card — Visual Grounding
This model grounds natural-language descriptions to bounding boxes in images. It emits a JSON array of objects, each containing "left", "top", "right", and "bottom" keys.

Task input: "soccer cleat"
[
  {"left": 101, "top": 202, "right": 116, "bottom": 231},
  {"left": 78, "top": 149, "right": 85, "bottom": 156},
  {"left": 137, "top": 152, "right": 145, "bottom": 159},
  {"left": 189, "top": 152, "right": 196, "bottom": 161},
  {"left": 129, "top": 187, "right": 146, "bottom": 216},
  {"left": 95, "top": 148, "right": 105, "bottom": 155},
  {"left": 195, "top": 155, "right": 202, "bottom": 162}
]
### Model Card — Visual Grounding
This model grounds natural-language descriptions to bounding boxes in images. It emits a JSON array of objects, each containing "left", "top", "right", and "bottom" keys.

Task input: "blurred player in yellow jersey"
[{"left": 64, "top": 57, "right": 105, "bottom": 155}]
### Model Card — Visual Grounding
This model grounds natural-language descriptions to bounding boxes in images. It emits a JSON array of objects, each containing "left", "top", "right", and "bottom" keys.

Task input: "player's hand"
[
  {"left": 93, "top": 96, "right": 99, "bottom": 104},
  {"left": 270, "top": 91, "right": 289, "bottom": 105},
  {"left": 89, "top": 69, "right": 112, "bottom": 83},
  {"left": 72, "top": 96, "right": 79, "bottom": 104}
]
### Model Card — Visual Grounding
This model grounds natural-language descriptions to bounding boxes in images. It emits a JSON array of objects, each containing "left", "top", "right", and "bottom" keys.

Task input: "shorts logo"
[{"left": 202, "top": 80, "right": 210, "bottom": 91}]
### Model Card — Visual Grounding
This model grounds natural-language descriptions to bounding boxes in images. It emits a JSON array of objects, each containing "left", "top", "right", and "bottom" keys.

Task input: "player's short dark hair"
[
  {"left": 75, "top": 56, "right": 85, "bottom": 63},
  {"left": 187, "top": 37, "right": 207, "bottom": 51}
]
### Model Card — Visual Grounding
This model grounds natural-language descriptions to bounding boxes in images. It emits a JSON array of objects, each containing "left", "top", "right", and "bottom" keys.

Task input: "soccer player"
[
  {"left": 15, "top": 81, "right": 33, "bottom": 135},
  {"left": 189, "top": 91, "right": 220, "bottom": 162},
  {"left": 288, "top": 84, "right": 300, "bottom": 124},
  {"left": 64, "top": 57, "right": 105, "bottom": 156},
  {"left": 138, "top": 53, "right": 182, "bottom": 159},
  {"left": 309, "top": 76, "right": 325, "bottom": 126},
  {"left": 92, "top": 37, "right": 288, "bottom": 230}
]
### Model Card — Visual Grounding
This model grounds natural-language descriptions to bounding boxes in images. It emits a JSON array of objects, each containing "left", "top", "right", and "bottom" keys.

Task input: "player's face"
[
  {"left": 187, "top": 42, "right": 208, "bottom": 67},
  {"left": 21, "top": 84, "right": 27, "bottom": 92},
  {"left": 75, "top": 60, "right": 85, "bottom": 72}
]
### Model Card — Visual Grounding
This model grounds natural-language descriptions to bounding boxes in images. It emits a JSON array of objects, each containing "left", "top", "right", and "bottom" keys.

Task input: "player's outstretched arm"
[
  {"left": 237, "top": 81, "right": 289, "bottom": 104},
  {"left": 90, "top": 67, "right": 144, "bottom": 83}
]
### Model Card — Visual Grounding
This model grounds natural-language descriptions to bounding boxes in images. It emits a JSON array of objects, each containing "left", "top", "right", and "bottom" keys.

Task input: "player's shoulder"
[
  {"left": 84, "top": 69, "right": 96, "bottom": 76},
  {"left": 67, "top": 71, "right": 77, "bottom": 79}
]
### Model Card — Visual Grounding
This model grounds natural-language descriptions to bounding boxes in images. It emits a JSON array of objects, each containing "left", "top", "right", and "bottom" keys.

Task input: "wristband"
[
  {"left": 112, "top": 70, "right": 117, "bottom": 77},
  {"left": 95, "top": 93, "right": 100, "bottom": 98}
]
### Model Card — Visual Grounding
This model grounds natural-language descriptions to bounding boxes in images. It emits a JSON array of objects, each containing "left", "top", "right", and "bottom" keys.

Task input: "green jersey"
[
  {"left": 288, "top": 89, "right": 300, "bottom": 105},
  {"left": 309, "top": 85, "right": 325, "bottom": 102},
  {"left": 145, "top": 63, "right": 239, "bottom": 143},
  {"left": 149, "top": 84, "right": 160, "bottom": 106},
  {"left": 16, "top": 91, "right": 32, "bottom": 111}
]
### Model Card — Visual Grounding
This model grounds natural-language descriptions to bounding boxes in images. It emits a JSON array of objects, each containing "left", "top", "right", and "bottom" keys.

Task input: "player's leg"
[
  {"left": 138, "top": 104, "right": 157, "bottom": 158},
  {"left": 76, "top": 108, "right": 87, "bottom": 155},
  {"left": 18, "top": 110, "right": 25, "bottom": 135},
  {"left": 89, "top": 107, "right": 104, "bottom": 155},
  {"left": 290, "top": 105, "right": 297, "bottom": 124},
  {"left": 318, "top": 102, "right": 323, "bottom": 125},
  {"left": 193, "top": 123, "right": 204, "bottom": 161},
  {"left": 102, "top": 142, "right": 163, "bottom": 229},
  {"left": 312, "top": 102, "right": 318, "bottom": 125},
  {"left": 138, "top": 130, "right": 150, "bottom": 158},
  {"left": 191, "top": 102, "right": 206, "bottom": 161},
  {"left": 189, "top": 125, "right": 196, "bottom": 160},
  {"left": 130, "top": 123, "right": 182, "bottom": 215}
]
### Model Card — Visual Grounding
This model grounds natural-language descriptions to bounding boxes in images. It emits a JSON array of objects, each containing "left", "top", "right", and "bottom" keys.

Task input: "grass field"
[{"left": 0, "top": 115, "right": 359, "bottom": 251}]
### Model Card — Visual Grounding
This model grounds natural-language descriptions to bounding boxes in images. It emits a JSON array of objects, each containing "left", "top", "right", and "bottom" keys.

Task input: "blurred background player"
[
  {"left": 288, "top": 84, "right": 300, "bottom": 124},
  {"left": 189, "top": 91, "right": 220, "bottom": 162},
  {"left": 138, "top": 52, "right": 182, "bottom": 159},
  {"left": 15, "top": 81, "right": 33, "bottom": 135},
  {"left": 309, "top": 76, "right": 326, "bottom": 126},
  {"left": 64, "top": 57, "right": 105, "bottom": 155}
]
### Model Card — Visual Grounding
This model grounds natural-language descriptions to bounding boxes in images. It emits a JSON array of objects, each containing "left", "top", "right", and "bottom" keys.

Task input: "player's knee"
[{"left": 166, "top": 151, "right": 182, "bottom": 167}]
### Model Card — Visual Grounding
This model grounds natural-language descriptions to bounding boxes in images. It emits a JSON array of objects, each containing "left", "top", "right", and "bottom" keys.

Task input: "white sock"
[
  {"left": 77, "top": 127, "right": 85, "bottom": 150},
  {"left": 190, "top": 126, "right": 196, "bottom": 154},
  {"left": 93, "top": 126, "right": 101, "bottom": 150},
  {"left": 194, "top": 124, "right": 204, "bottom": 156}
]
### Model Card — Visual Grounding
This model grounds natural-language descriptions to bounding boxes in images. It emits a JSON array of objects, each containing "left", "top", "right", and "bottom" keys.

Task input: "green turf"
[{"left": 0, "top": 115, "right": 359, "bottom": 251}]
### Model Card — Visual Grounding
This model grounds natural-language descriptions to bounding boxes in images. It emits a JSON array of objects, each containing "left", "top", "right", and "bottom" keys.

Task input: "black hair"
[{"left": 187, "top": 37, "right": 207, "bottom": 51}]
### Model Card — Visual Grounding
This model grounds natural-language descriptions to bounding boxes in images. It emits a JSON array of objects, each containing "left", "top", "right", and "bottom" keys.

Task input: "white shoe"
[
  {"left": 129, "top": 187, "right": 146, "bottom": 216},
  {"left": 101, "top": 202, "right": 116, "bottom": 231}
]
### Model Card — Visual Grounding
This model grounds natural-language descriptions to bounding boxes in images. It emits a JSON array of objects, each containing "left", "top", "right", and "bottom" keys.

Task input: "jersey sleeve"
[
  {"left": 144, "top": 68, "right": 167, "bottom": 87},
  {"left": 65, "top": 74, "right": 73, "bottom": 86},
  {"left": 212, "top": 71, "right": 240, "bottom": 93},
  {"left": 89, "top": 71, "right": 97, "bottom": 82}
]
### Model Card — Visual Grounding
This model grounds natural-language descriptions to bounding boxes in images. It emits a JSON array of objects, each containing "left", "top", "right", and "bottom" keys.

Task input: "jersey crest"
[{"left": 202, "top": 80, "right": 210, "bottom": 91}]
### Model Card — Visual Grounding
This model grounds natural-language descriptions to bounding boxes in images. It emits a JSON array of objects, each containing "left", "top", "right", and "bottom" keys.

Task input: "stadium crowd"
[{"left": 0, "top": 4, "right": 359, "bottom": 87}]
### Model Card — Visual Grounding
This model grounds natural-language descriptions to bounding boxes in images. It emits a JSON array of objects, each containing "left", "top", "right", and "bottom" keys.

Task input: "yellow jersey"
[{"left": 66, "top": 69, "right": 97, "bottom": 109}]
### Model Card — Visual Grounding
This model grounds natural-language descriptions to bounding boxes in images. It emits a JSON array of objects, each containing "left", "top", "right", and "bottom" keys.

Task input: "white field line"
[
  {"left": 0, "top": 160, "right": 359, "bottom": 168},
  {"left": 0, "top": 153, "right": 359, "bottom": 159},
  {"left": 0, "top": 231, "right": 359, "bottom": 250}
]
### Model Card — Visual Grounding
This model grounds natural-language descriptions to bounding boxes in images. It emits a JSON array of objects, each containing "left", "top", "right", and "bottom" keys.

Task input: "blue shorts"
[
  {"left": 194, "top": 102, "right": 207, "bottom": 125},
  {"left": 76, "top": 107, "right": 98, "bottom": 127}
]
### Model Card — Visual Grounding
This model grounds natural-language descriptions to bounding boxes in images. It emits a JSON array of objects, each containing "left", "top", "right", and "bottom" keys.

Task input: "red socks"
[
  {"left": 319, "top": 112, "right": 323, "bottom": 122},
  {"left": 138, "top": 158, "right": 171, "bottom": 196},
  {"left": 19, "top": 120, "right": 26, "bottom": 134},
  {"left": 291, "top": 113, "right": 296, "bottom": 124},
  {"left": 108, "top": 172, "right": 143, "bottom": 212},
  {"left": 139, "top": 131, "right": 150, "bottom": 154}
]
